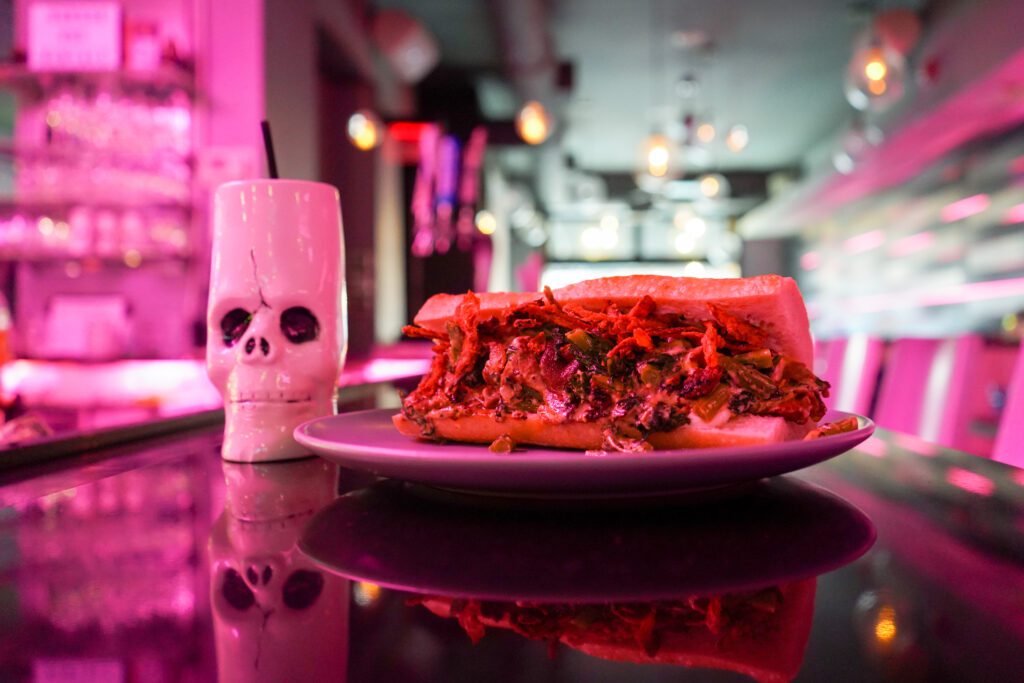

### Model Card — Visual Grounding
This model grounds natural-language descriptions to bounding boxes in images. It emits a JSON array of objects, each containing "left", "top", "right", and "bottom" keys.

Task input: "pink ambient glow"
[
  {"left": 1003, "top": 202, "right": 1024, "bottom": 224},
  {"left": 800, "top": 251, "right": 821, "bottom": 270},
  {"left": 894, "top": 432, "right": 938, "bottom": 456},
  {"left": 857, "top": 437, "right": 887, "bottom": 458},
  {"left": 940, "top": 194, "right": 990, "bottom": 223},
  {"left": 919, "top": 277, "right": 1024, "bottom": 307},
  {"left": 945, "top": 467, "right": 995, "bottom": 497},
  {"left": 842, "top": 230, "right": 885, "bottom": 254},
  {"left": 338, "top": 358, "right": 432, "bottom": 385},
  {"left": 0, "top": 359, "right": 221, "bottom": 414},
  {"left": 0, "top": 354, "right": 432, "bottom": 413},
  {"left": 840, "top": 276, "right": 1024, "bottom": 314},
  {"left": 888, "top": 231, "right": 935, "bottom": 257}
]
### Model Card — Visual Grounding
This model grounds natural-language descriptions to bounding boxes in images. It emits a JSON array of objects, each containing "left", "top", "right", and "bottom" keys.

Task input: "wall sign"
[{"left": 28, "top": 2, "right": 123, "bottom": 72}]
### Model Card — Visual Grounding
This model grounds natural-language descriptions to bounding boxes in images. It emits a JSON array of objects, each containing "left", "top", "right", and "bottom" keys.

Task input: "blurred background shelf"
[{"left": 0, "top": 62, "right": 195, "bottom": 97}]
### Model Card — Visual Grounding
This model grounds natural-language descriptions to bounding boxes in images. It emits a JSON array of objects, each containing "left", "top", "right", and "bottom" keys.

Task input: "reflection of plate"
[
  {"left": 294, "top": 409, "right": 874, "bottom": 497},
  {"left": 299, "top": 477, "right": 875, "bottom": 602}
]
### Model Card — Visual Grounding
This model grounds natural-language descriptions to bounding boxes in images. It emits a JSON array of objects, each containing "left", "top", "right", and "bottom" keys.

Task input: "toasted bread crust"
[
  {"left": 393, "top": 413, "right": 812, "bottom": 450},
  {"left": 412, "top": 275, "right": 813, "bottom": 366}
]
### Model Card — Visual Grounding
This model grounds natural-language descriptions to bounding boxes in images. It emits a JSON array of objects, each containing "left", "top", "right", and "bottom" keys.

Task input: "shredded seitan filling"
[{"left": 401, "top": 289, "right": 830, "bottom": 451}]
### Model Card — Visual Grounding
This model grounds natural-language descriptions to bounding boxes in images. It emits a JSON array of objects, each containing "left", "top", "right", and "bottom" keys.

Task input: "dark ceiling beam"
[
  {"left": 312, "top": 0, "right": 414, "bottom": 116},
  {"left": 488, "top": 0, "right": 559, "bottom": 103}
]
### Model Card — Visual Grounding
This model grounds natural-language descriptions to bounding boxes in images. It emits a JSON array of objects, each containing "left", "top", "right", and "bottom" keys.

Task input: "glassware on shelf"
[
  {"left": 5, "top": 81, "right": 193, "bottom": 206},
  {"left": 41, "top": 86, "right": 192, "bottom": 157},
  {"left": 0, "top": 205, "right": 191, "bottom": 263}
]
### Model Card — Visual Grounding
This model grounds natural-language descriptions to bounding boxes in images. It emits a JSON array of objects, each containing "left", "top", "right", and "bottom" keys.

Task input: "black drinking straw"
[{"left": 261, "top": 120, "right": 279, "bottom": 179}]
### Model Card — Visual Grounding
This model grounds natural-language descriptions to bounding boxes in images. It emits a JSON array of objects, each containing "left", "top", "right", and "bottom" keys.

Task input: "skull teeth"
[{"left": 230, "top": 391, "right": 314, "bottom": 404}]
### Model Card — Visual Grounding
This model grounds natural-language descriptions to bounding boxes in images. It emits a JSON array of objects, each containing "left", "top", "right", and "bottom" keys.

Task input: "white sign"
[{"left": 28, "top": 2, "right": 123, "bottom": 72}]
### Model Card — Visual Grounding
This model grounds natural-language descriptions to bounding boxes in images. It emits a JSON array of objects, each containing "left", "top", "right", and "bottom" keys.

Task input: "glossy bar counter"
[{"left": 0, "top": 386, "right": 1022, "bottom": 682}]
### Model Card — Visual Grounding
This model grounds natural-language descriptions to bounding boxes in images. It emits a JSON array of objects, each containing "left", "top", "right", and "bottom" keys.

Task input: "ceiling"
[
  {"left": 372, "top": 0, "right": 502, "bottom": 69},
  {"left": 555, "top": 0, "right": 868, "bottom": 172},
  {"left": 372, "top": 0, "right": 925, "bottom": 173}
]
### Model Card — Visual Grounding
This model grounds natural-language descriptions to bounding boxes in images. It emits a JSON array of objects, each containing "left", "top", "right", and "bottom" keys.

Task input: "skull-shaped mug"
[{"left": 207, "top": 180, "right": 347, "bottom": 462}]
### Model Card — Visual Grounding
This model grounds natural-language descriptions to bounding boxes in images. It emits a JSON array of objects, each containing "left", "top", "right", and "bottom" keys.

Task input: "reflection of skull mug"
[
  {"left": 209, "top": 458, "right": 348, "bottom": 682},
  {"left": 207, "top": 180, "right": 347, "bottom": 462}
]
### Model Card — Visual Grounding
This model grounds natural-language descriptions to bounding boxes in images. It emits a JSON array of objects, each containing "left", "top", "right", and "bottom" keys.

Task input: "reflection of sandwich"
[
  {"left": 396, "top": 275, "right": 833, "bottom": 451},
  {"left": 412, "top": 579, "right": 816, "bottom": 683}
]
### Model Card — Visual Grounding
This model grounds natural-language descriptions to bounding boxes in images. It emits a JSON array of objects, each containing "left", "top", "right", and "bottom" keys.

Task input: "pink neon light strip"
[
  {"left": 842, "top": 230, "right": 885, "bottom": 254},
  {"left": 1003, "top": 202, "right": 1024, "bottom": 224},
  {"left": 940, "top": 194, "right": 989, "bottom": 223},
  {"left": 836, "top": 276, "right": 1024, "bottom": 314},
  {"left": 919, "top": 277, "right": 1024, "bottom": 307},
  {"left": 888, "top": 231, "right": 935, "bottom": 257}
]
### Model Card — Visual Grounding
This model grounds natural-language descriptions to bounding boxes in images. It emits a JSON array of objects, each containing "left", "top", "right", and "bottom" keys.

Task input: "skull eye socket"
[
  {"left": 282, "top": 570, "right": 324, "bottom": 610},
  {"left": 222, "top": 567, "right": 256, "bottom": 611},
  {"left": 220, "top": 308, "right": 252, "bottom": 347},
  {"left": 280, "top": 307, "right": 320, "bottom": 344}
]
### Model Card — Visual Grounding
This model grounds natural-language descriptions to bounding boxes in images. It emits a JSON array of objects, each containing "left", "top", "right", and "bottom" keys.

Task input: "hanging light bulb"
[
  {"left": 515, "top": 101, "right": 552, "bottom": 145},
  {"left": 864, "top": 47, "right": 888, "bottom": 82},
  {"left": 725, "top": 125, "right": 748, "bottom": 152},
  {"left": 696, "top": 122, "right": 716, "bottom": 144},
  {"left": 845, "top": 37, "right": 906, "bottom": 112},
  {"left": 638, "top": 133, "right": 680, "bottom": 180},
  {"left": 475, "top": 210, "right": 497, "bottom": 235},
  {"left": 698, "top": 173, "right": 729, "bottom": 198},
  {"left": 863, "top": 43, "right": 890, "bottom": 97},
  {"left": 347, "top": 109, "right": 381, "bottom": 151},
  {"left": 646, "top": 135, "right": 672, "bottom": 177},
  {"left": 635, "top": 132, "right": 682, "bottom": 191}
]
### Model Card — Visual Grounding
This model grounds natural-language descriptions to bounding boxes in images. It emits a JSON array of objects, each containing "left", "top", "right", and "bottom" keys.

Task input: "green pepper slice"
[
  {"left": 566, "top": 328, "right": 593, "bottom": 353},
  {"left": 693, "top": 384, "right": 731, "bottom": 421}
]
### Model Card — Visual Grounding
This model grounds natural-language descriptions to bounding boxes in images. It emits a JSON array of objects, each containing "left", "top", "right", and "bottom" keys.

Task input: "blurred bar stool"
[
  {"left": 993, "top": 346, "right": 1024, "bottom": 466},
  {"left": 817, "top": 334, "right": 885, "bottom": 416},
  {"left": 873, "top": 336, "right": 984, "bottom": 452}
]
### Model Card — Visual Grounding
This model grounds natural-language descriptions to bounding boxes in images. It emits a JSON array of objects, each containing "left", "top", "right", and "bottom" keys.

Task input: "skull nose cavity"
[
  {"left": 243, "top": 336, "right": 271, "bottom": 356},
  {"left": 246, "top": 564, "right": 274, "bottom": 586}
]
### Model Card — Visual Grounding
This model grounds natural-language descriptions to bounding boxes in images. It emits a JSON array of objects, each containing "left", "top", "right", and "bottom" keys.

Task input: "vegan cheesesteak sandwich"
[{"left": 395, "top": 275, "right": 848, "bottom": 452}]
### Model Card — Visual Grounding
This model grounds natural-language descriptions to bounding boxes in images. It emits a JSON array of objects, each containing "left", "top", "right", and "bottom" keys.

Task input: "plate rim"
[
  {"left": 294, "top": 408, "right": 874, "bottom": 496},
  {"left": 294, "top": 408, "right": 875, "bottom": 468}
]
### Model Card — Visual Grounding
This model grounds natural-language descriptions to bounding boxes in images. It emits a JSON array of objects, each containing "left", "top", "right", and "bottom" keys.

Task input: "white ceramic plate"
[
  {"left": 294, "top": 408, "right": 874, "bottom": 498},
  {"left": 290, "top": 409, "right": 872, "bottom": 499}
]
